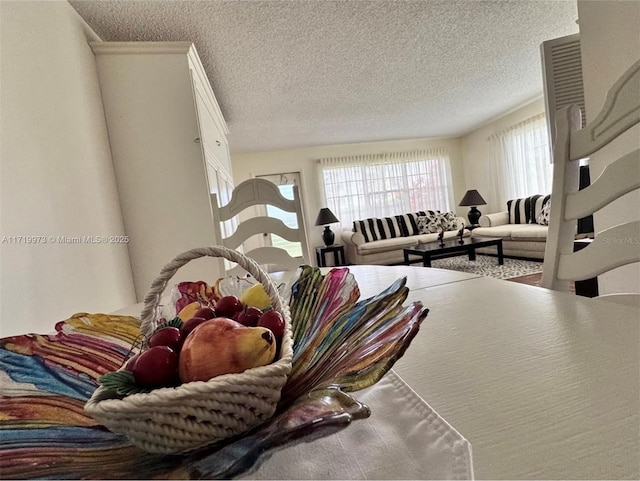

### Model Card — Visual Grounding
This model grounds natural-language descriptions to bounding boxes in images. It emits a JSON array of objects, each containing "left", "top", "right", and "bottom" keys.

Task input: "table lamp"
[
  {"left": 315, "top": 207, "right": 339, "bottom": 246},
  {"left": 459, "top": 189, "right": 487, "bottom": 225}
]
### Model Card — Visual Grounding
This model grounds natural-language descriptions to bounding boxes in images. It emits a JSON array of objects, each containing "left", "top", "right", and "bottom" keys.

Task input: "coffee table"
[{"left": 403, "top": 236, "right": 504, "bottom": 267}]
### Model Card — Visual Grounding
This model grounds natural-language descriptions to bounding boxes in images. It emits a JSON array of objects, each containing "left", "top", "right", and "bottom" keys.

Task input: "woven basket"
[{"left": 85, "top": 246, "right": 294, "bottom": 454}]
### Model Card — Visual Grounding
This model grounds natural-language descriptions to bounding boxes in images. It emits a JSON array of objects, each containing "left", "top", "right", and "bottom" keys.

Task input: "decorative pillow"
[
  {"left": 353, "top": 218, "right": 378, "bottom": 242},
  {"left": 376, "top": 216, "right": 404, "bottom": 239},
  {"left": 416, "top": 211, "right": 441, "bottom": 234},
  {"left": 354, "top": 216, "right": 408, "bottom": 242},
  {"left": 530, "top": 194, "right": 551, "bottom": 224},
  {"left": 508, "top": 196, "right": 548, "bottom": 224},
  {"left": 416, "top": 215, "right": 434, "bottom": 234},
  {"left": 439, "top": 211, "right": 458, "bottom": 231},
  {"left": 537, "top": 199, "right": 551, "bottom": 226}
]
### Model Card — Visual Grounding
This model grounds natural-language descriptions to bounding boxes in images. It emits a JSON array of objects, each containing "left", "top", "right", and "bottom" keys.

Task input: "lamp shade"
[
  {"left": 315, "top": 207, "right": 339, "bottom": 226},
  {"left": 459, "top": 189, "right": 487, "bottom": 207}
]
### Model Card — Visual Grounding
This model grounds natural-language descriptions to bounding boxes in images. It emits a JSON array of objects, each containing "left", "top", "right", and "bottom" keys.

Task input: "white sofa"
[
  {"left": 470, "top": 195, "right": 551, "bottom": 260},
  {"left": 471, "top": 211, "right": 547, "bottom": 260},
  {"left": 341, "top": 211, "right": 469, "bottom": 265}
]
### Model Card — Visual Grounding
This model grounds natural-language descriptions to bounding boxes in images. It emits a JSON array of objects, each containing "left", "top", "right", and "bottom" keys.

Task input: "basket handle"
[{"left": 139, "top": 246, "right": 286, "bottom": 339}]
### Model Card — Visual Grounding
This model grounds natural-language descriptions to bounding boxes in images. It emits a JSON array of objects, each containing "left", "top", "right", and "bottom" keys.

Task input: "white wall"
[
  {"left": 577, "top": 0, "right": 640, "bottom": 295},
  {"left": 460, "top": 97, "right": 547, "bottom": 214},
  {"left": 0, "top": 1, "right": 136, "bottom": 336},
  {"left": 231, "top": 137, "right": 464, "bottom": 257}
]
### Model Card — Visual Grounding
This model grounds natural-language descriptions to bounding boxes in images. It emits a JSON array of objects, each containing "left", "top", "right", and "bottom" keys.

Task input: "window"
[
  {"left": 488, "top": 114, "right": 553, "bottom": 209},
  {"left": 320, "top": 149, "right": 454, "bottom": 229}
]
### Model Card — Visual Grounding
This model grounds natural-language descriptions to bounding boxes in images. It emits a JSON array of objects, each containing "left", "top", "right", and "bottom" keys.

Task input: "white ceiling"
[{"left": 70, "top": 0, "right": 579, "bottom": 153}]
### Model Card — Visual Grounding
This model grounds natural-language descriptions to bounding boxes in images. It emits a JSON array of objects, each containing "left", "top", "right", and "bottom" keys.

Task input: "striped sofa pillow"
[
  {"left": 353, "top": 218, "right": 379, "bottom": 242},
  {"left": 352, "top": 211, "right": 441, "bottom": 242},
  {"left": 507, "top": 195, "right": 550, "bottom": 224},
  {"left": 353, "top": 215, "right": 407, "bottom": 242}
]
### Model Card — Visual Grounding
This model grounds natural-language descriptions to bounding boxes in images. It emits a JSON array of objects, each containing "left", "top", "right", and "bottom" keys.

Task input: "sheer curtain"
[
  {"left": 319, "top": 149, "right": 454, "bottom": 230},
  {"left": 488, "top": 114, "right": 553, "bottom": 209}
]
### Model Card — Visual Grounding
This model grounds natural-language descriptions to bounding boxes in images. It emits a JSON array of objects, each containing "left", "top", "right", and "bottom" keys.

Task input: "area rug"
[{"left": 430, "top": 254, "right": 543, "bottom": 280}]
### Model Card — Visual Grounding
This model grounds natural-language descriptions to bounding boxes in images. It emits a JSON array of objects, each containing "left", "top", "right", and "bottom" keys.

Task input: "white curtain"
[
  {"left": 319, "top": 149, "right": 454, "bottom": 229},
  {"left": 488, "top": 114, "right": 553, "bottom": 210}
]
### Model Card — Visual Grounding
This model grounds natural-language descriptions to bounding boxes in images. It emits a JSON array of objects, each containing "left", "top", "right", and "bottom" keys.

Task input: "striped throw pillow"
[
  {"left": 353, "top": 210, "right": 443, "bottom": 240},
  {"left": 353, "top": 216, "right": 406, "bottom": 242},
  {"left": 507, "top": 197, "right": 529, "bottom": 224},
  {"left": 398, "top": 213, "right": 420, "bottom": 236},
  {"left": 376, "top": 216, "right": 404, "bottom": 239},
  {"left": 507, "top": 196, "right": 549, "bottom": 224},
  {"left": 353, "top": 218, "right": 379, "bottom": 242}
]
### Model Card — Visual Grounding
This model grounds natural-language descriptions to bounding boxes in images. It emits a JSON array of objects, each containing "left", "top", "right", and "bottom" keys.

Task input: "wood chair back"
[
  {"left": 212, "top": 178, "right": 310, "bottom": 276},
  {"left": 541, "top": 59, "right": 640, "bottom": 306}
]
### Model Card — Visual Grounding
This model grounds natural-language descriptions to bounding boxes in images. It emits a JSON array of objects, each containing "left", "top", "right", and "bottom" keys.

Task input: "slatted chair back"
[
  {"left": 212, "top": 178, "right": 311, "bottom": 276},
  {"left": 541, "top": 59, "right": 640, "bottom": 307}
]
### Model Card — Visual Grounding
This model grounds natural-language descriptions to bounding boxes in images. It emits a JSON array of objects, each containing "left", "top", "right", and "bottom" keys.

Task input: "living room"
[{"left": 1, "top": 0, "right": 638, "bottom": 336}]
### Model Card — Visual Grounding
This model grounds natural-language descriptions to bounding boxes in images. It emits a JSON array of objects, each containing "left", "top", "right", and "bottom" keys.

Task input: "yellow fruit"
[
  {"left": 177, "top": 301, "right": 201, "bottom": 322},
  {"left": 239, "top": 283, "right": 272, "bottom": 310},
  {"left": 178, "top": 318, "right": 277, "bottom": 382}
]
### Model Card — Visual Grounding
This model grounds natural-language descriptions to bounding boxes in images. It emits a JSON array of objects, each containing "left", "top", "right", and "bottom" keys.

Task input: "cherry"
[
  {"left": 131, "top": 346, "right": 179, "bottom": 387},
  {"left": 181, "top": 316, "right": 209, "bottom": 338},
  {"left": 194, "top": 306, "right": 216, "bottom": 320},
  {"left": 124, "top": 353, "right": 141, "bottom": 372},
  {"left": 215, "top": 295, "right": 243, "bottom": 318},
  {"left": 235, "top": 306, "right": 263, "bottom": 327},
  {"left": 257, "top": 310, "right": 285, "bottom": 340},
  {"left": 148, "top": 327, "right": 183, "bottom": 351}
]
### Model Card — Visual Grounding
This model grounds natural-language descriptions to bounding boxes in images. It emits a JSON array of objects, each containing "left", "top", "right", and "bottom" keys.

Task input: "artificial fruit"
[
  {"left": 239, "top": 283, "right": 272, "bottom": 310},
  {"left": 179, "top": 318, "right": 276, "bottom": 383},
  {"left": 131, "top": 346, "right": 179, "bottom": 387},
  {"left": 177, "top": 301, "right": 201, "bottom": 322}
]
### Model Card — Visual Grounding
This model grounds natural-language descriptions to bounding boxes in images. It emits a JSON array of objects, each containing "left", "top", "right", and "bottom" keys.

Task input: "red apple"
[
  {"left": 132, "top": 346, "right": 179, "bottom": 387},
  {"left": 258, "top": 310, "right": 285, "bottom": 340}
]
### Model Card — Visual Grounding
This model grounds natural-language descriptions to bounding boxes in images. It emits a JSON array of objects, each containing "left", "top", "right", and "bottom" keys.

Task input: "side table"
[
  {"left": 316, "top": 245, "right": 346, "bottom": 267},
  {"left": 574, "top": 238, "right": 598, "bottom": 297}
]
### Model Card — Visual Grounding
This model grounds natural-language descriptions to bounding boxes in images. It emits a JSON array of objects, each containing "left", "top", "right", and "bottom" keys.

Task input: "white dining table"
[{"left": 114, "top": 265, "right": 639, "bottom": 480}]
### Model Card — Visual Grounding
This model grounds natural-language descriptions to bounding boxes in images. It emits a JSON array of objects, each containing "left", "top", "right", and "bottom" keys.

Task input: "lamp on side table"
[
  {"left": 315, "top": 207, "right": 339, "bottom": 246},
  {"left": 459, "top": 189, "right": 487, "bottom": 226}
]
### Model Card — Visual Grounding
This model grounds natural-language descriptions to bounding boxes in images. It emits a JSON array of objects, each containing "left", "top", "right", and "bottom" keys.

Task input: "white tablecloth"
[{"left": 247, "top": 370, "right": 474, "bottom": 480}]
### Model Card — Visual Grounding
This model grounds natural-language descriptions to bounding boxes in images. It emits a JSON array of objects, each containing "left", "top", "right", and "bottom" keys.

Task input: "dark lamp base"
[
  {"left": 322, "top": 226, "right": 335, "bottom": 246},
  {"left": 467, "top": 206, "right": 482, "bottom": 226}
]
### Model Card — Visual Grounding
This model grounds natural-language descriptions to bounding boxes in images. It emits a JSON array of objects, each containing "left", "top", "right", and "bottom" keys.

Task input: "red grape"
[
  {"left": 148, "top": 327, "right": 183, "bottom": 351},
  {"left": 257, "top": 310, "right": 285, "bottom": 340},
  {"left": 132, "top": 346, "right": 179, "bottom": 387},
  {"left": 215, "top": 295, "right": 243, "bottom": 318}
]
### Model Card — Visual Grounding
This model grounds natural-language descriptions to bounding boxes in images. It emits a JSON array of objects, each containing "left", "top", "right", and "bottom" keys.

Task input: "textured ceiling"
[{"left": 70, "top": 0, "right": 579, "bottom": 153}]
